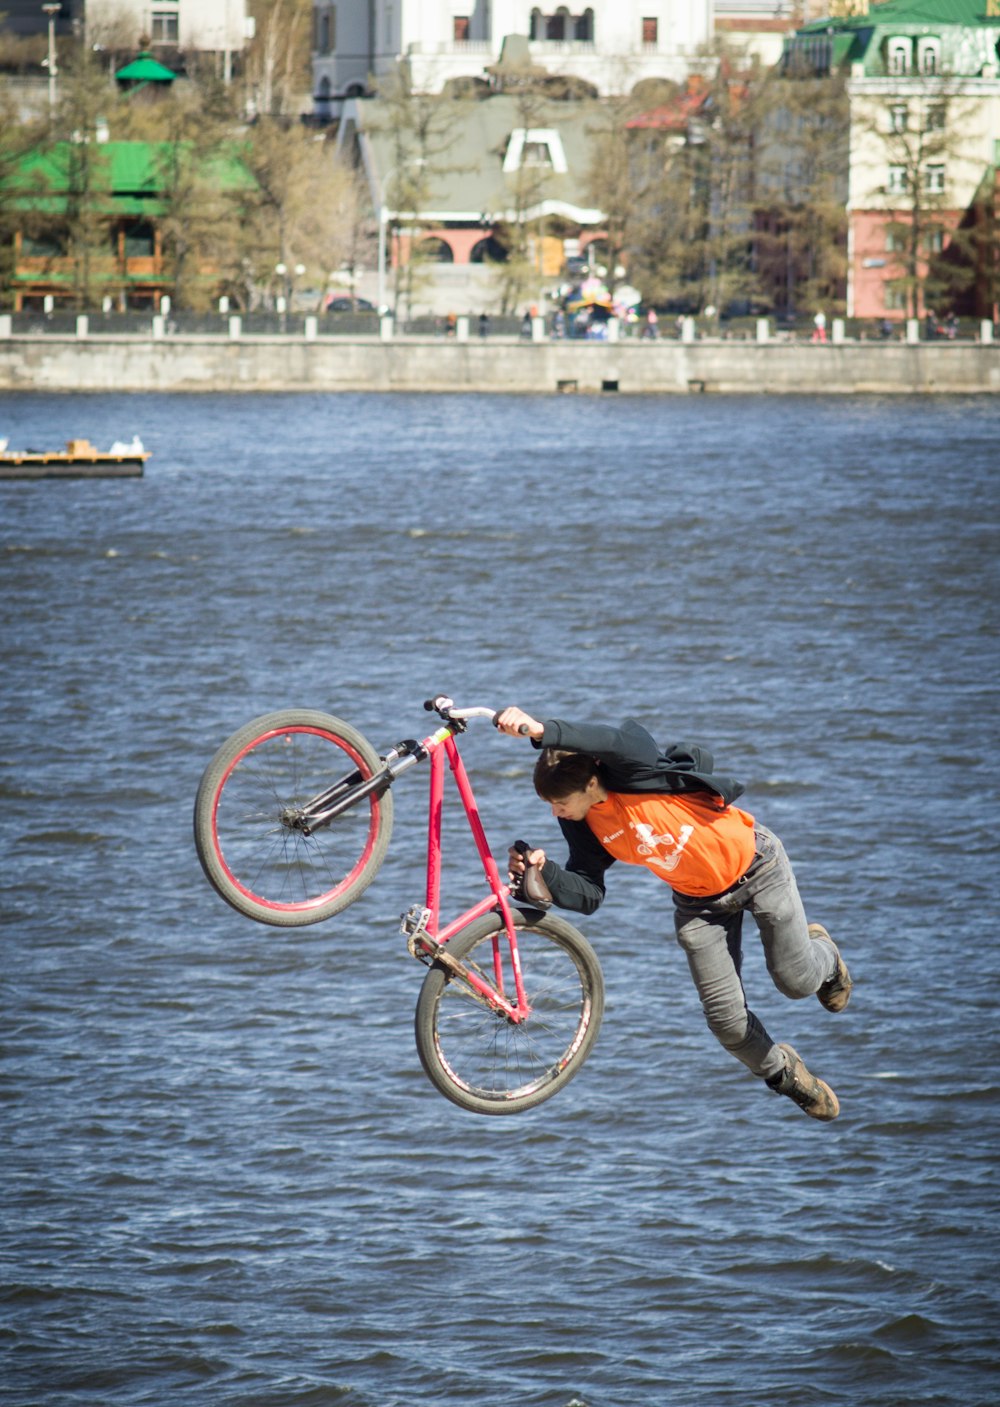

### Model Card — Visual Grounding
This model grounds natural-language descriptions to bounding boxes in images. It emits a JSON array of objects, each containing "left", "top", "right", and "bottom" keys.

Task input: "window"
[
  {"left": 885, "top": 230, "right": 903, "bottom": 252},
  {"left": 502, "top": 128, "right": 568, "bottom": 174},
  {"left": 21, "top": 231, "right": 67, "bottom": 258},
  {"left": 522, "top": 141, "right": 552, "bottom": 167},
  {"left": 925, "top": 104, "right": 945, "bottom": 132},
  {"left": 151, "top": 10, "right": 179, "bottom": 44},
  {"left": 546, "top": 15, "right": 565, "bottom": 40},
  {"left": 887, "top": 38, "right": 910, "bottom": 75},
  {"left": 124, "top": 222, "right": 156, "bottom": 259},
  {"left": 925, "top": 163, "right": 945, "bottom": 194},
  {"left": 453, "top": 16, "right": 470, "bottom": 42},
  {"left": 917, "top": 38, "right": 940, "bottom": 75},
  {"left": 884, "top": 284, "right": 908, "bottom": 311},
  {"left": 888, "top": 165, "right": 908, "bottom": 193},
  {"left": 924, "top": 229, "right": 944, "bottom": 254},
  {"left": 890, "top": 103, "right": 908, "bottom": 133},
  {"left": 642, "top": 18, "right": 658, "bottom": 46}
]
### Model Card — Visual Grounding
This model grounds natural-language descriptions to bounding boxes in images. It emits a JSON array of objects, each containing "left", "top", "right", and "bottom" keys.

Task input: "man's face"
[{"left": 548, "top": 776, "right": 604, "bottom": 822}]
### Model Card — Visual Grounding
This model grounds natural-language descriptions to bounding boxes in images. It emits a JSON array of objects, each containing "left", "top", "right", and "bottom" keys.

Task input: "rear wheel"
[
  {"left": 414, "top": 909, "right": 604, "bottom": 1114},
  {"left": 193, "top": 709, "right": 392, "bottom": 926}
]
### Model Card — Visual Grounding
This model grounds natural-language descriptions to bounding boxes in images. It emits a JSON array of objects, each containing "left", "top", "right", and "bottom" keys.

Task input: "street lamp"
[
  {"left": 275, "top": 261, "right": 306, "bottom": 331},
  {"left": 42, "top": 3, "right": 60, "bottom": 116}
]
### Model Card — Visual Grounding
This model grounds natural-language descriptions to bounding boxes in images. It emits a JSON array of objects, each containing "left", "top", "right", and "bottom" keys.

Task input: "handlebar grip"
[{"left": 491, "top": 711, "right": 531, "bottom": 735}]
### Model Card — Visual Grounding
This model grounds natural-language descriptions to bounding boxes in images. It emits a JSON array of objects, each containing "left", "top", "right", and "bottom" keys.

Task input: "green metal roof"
[
  {"left": 790, "top": 0, "right": 1000, "bottom": 75},
  {"left": 115, "top": 51, "right": 176, "bottom": 84},
  {"left": 801, "top": 0, "right": 1000, "bottom": 29},
  {"left": 4, "top": 140, "right": 253, "bottom": 216}
]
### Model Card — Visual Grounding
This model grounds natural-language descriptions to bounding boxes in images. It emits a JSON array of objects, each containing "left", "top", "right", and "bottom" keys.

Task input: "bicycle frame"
[{"left": 399, "top": 720, "right": 531, "bottom": 1024}]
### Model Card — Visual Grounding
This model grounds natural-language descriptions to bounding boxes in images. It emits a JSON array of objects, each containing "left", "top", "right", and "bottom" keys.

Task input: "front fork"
[{"left": 401, "top": 905, "right": 531, "bottom": 1024}]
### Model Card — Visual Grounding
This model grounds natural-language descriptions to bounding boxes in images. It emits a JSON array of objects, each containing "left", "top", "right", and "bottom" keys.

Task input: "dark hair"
[{"left": 533, "top": 748, "right": 602, "bottom": 802}]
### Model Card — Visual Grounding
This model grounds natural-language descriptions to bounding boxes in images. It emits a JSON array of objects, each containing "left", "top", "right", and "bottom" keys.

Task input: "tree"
[
  {"left": 368, "top": 74, "right": 462, "bottom": 318},
  {"left": 245, "top": 0, "right": 314, "bottom": 118},
  {"left": 623, "top": 55, "right": 772, "bottom": 315},
  {"left": 49, "top": 47, "right": 116, "bottom": 309},
  {"left": 230, "top": 119, "right": 371, "bottom": 313},
  {"left": 0, "top": 95, "right": 46, "bottom": 305},
  {"left": 753, "top": 64, "right": 849, "bottom": 317},
  {"left": 584, "top": 85, "right": 678, "bottom": 297}
]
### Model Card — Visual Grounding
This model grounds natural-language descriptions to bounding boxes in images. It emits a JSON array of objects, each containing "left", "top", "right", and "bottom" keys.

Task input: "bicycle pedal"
[
  {"left": 402, "top": 906, "right": 437, "bottom": 964},
  {"left": 400, "top": 904, "right": 433, "bottom": 938}
]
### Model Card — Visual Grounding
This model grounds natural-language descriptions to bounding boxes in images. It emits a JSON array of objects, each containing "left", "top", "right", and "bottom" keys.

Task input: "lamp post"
[
  {"left": 376, "top": 159, "right": 424, "bottom": 318},
  {"left": 275, "top": 262, "right": 306, "bottom": 332},
  {"left": 42, "top": 3, "right": 60, "bottom": 116}
]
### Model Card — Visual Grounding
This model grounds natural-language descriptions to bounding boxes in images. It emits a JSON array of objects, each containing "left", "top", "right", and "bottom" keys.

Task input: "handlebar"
[{"left": 423, "top": 695, "right": 530, "bottom": 734}]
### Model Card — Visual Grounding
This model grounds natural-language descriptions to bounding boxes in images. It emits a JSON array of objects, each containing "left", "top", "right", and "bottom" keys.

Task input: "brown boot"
[
  {"left": 810, "top": 923, "right": 853, "bottom": 1013},
  {"left": 766, "top": 1044, "right": 840, "bottom": 1121}
]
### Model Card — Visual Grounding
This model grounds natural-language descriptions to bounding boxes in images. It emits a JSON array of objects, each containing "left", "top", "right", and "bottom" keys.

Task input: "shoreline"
[{"left": 1, "top": 334, "right": 998, "bottom": 395}]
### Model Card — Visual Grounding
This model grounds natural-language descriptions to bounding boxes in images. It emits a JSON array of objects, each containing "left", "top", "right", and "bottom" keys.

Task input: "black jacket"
[{"left": 534, "top": 717, "right": 745, "bottom": 916}]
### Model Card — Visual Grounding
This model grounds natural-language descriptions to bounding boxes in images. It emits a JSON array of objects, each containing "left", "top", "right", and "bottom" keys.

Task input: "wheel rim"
[
  {"left": 432, "top": 929, "right": 595, "bottom": 1102},
  {"left": 210, "top": 724, "right": 380, "bottom": 915}
]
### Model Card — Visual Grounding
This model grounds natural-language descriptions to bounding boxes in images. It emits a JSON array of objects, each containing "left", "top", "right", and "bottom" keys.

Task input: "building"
[
  {"left": 338, "top": 90, "right": 606, "bottom": 313},
  {"left": 713, "top": 2, "right": 800, "bottom": 68},
  {"left": 4, "top": 139, "right": 251, "bottom": 311},
  {"left": 0, "top": 2, "right": 252, "bottom": 66},
  {"left": 784, "top": 0, "right": 1000, "bottom": 322},
  {"left": 84, "top": 1, "right": 252, "bottom": 65},
  {"left": 312, "top": 0, "right": 714, "bottom": 116}
]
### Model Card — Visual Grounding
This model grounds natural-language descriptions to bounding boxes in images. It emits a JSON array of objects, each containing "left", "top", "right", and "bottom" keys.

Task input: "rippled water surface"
[{"left": 2, "top": 390, "right": 998, "bottom": 1407}]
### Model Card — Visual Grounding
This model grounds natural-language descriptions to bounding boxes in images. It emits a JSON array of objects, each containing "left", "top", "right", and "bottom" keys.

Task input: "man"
[{"left": 496, "top": 707, "right": 852, "bottom": 1122}]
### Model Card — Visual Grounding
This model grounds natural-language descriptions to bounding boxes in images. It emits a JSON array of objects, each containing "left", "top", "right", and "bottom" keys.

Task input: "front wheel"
[
  {"left": 193, "top": 709, "right": 392, "bottom": 927},
  {"left": 414, "top": 909, "right": 604, "bottom": 1115}
]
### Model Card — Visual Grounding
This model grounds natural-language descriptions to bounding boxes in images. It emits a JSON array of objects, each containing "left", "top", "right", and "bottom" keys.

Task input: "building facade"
[
  {"left": 312, "top": 0, "right": 714, "bottom": 114},
  {"left": 786, "top": 0, "right": 1000, "bottom": 321},
  {"left": 82, "top": 0, "right": 251, "bottom": 55}
]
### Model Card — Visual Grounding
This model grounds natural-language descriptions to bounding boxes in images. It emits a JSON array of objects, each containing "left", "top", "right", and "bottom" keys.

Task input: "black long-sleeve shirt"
[{"left": 533, "top": 717, "right": 745, "bottom": 915}]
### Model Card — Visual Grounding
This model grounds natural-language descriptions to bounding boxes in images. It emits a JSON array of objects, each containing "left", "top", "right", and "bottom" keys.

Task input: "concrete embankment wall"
[{"left": 1, "top": 334, "right": 999, "bottom": 395}]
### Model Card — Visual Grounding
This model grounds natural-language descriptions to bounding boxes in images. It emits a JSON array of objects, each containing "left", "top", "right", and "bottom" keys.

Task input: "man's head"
[{"left": 533, "top": 748, "right": 608, "bottom": 821}]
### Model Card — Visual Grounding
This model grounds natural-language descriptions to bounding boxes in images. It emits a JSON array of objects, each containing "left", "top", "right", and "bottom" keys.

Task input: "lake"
[{"left": 2, "top": 389, "right": 998, "bottom": 1406}]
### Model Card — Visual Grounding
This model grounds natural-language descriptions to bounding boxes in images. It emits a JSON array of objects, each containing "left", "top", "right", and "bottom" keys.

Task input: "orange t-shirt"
[{"left": 585, "top": 791, "right": 756, "bottom": 896}]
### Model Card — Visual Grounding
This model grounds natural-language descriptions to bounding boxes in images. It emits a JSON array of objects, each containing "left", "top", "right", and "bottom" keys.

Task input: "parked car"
[{"left": 325, "top": 296, "right": 375, "bottom": 313}]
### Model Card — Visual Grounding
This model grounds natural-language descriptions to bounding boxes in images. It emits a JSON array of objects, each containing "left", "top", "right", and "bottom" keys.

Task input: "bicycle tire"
[
  {"left": 193, "top": 709, "right": 393, "bottom": 927},
  {"left": 414, "top": 909, "right": 604, "bottom": 1115}
]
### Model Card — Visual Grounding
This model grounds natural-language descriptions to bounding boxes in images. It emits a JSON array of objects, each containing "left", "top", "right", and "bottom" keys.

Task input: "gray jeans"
[{"left": 672, "top": 825, "right": 835, "bottom": 1081}]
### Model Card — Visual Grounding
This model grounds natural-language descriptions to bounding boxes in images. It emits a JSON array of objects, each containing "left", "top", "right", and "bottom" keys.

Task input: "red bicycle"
[{"left": 193, "top": 695, "right": 604, "bottom": 1114}]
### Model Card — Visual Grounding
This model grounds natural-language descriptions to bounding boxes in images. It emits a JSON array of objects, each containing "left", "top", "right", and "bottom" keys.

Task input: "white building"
[
  {"left": 83, "top": 1, "right": 252, "bottom": 57},
  {"left": 313, "top": 1, "right": 714, "bottom": 114}
]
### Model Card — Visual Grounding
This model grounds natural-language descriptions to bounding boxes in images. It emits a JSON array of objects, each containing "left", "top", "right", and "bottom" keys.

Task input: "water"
[{"left": 2, "top": 389, "right": 998, "bottom": 1407}]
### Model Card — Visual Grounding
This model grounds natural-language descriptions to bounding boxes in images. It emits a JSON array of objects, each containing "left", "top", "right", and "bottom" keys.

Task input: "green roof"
[
  {"left": 115, "top": 51, "right": 176, "bottom": 84},
  {"left": 802, "top": 0, "right": 1000, "bottom": 28},
  {"left": 791, "top": 0, "right": 1000, "bottom": 75},
  {"left": 4, "top": 140, "right": 254, "bottom": 217}
]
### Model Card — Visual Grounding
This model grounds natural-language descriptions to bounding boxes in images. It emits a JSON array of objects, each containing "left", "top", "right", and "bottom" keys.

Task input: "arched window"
[
  {"left": 529, "top": 8, "right": 542, "bottom": 41},
  {"left": 917, "top": 37, "right": 941, "bottom": 75},
  {"left": 887, "top": 38, "right": 911, "bottom": 75},
  {"left": 420, "top": 237, "right": 454, "bottom": 264},
  {"left": 471, "top": 236, "right": 508, "bottom": 264},
  {"left": 576, "top": 9, "right": 594, "bottom": 42}
]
